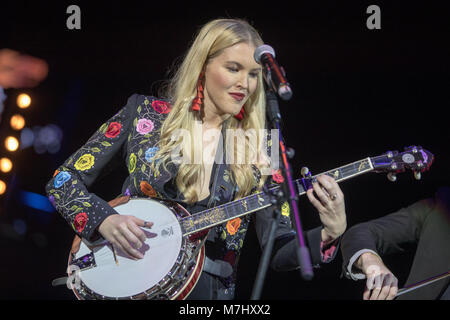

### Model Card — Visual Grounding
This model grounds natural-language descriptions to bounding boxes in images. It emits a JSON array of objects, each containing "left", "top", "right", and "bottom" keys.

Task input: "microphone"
[{"left": 254, "top": 45, "right": 293, "bottom": 101}]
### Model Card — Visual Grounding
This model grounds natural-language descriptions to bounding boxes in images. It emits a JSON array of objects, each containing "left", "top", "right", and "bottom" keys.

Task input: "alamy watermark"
[
  {"left": 66, "top": 5, "right": 382, "bottom": 32},
  {"left": 168, "top": 127, "right": 280, "bottom": 176},
  {"left": 366, "top": 5, "right": 381, "bottom": 30},
  {"left": 66, "top": 5, "right": 81, "bottom": 30}
]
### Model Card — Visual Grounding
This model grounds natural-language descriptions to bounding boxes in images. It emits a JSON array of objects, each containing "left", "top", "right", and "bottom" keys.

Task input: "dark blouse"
[{"left": 45, "top": 93, "right": 338, "bottom": 292}]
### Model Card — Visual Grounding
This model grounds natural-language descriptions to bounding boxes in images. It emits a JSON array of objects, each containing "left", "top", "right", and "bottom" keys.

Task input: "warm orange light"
[
  {"left": 0, "top": 158, "right": 13, "bottom": 173},
  {"left": 0, "top": 180, "right": 6, "bottom": 195},
  {"left": 17, "top": 93, "right": 31, "bottom": 109},
  {"left": 5, "top": 136, "right": 19, "bottom": 151},
  {"left": 10, "top": 114, "right": 26, "bottom": 130}
]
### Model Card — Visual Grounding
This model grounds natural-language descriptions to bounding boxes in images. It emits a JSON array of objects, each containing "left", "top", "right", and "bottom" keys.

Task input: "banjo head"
[{"left": 73, "top": 198, "right": 183, "bottom": 298}]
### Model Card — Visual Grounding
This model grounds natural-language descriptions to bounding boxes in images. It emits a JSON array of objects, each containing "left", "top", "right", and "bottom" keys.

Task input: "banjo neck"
[
  {"left": 179, "top": 143, "right": 434, "bottom": 236},
  {"left": 179, "top": 157, "right": 375, "bottom": 236}
]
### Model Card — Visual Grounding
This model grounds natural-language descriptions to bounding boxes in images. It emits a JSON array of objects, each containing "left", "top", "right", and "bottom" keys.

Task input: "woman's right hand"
[{"left": 98, "top": 214, "right": 153, "bottom": 260}]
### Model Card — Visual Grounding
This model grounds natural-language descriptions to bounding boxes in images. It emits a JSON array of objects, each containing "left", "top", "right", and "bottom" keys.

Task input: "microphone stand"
[{"left": 251, "top": 86, "right": 313, "bottom": 300}]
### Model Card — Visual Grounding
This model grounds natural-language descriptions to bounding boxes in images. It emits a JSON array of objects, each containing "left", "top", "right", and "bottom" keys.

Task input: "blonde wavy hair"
[{"left": 151, "top": 18, "right": 270, "bottom": 203}]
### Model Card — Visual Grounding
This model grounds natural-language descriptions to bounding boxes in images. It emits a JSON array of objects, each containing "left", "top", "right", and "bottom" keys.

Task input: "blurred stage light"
[
  {"left": 33, "top": 124, "right": 63, "bottom": 154},
  {"left": 10, "top": 114, "right": 25, "bottom": 130},
  {"left": 20, "top": 127, "right": 34, "bottom": 149},
  {"left": 0, "top": 157, "right": 13, "bottom": 173},
  {"left": 17, "top": 93, "right": 31, "bottom": 109},
  {"left": 19, "top": 190, "right": 55, "bottom": 213},
  {"left": 13, "top": 219, "right": 27, "bottom": 235},
  {"left": 18, "top": 125, "right": 63, "bottom": 153},
  {"left": 5, "top": 136, "right": 19, "bottom": 151},
  {"left": 0, "top": 180, "right": 6, "bottom": 195}
]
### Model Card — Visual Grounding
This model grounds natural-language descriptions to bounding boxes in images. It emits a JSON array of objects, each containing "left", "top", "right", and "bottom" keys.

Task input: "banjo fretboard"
[{"left": 180, "top": 157, "right": 375, "bottom": 236}]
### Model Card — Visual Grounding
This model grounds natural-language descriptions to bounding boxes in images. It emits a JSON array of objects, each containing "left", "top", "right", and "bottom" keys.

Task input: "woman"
[{"left": 46, "top": 18, "right": 347, "bottom": 300}]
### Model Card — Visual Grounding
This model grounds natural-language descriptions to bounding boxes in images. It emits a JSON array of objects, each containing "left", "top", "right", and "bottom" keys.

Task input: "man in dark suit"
[{"left": 341, "top": 187, "right": 450, "bottom": 300}]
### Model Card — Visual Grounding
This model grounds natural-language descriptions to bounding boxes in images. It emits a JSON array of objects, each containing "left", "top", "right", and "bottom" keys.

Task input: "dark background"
[{"left": 0, "top": 1, "right": 448, "bottom": 300}]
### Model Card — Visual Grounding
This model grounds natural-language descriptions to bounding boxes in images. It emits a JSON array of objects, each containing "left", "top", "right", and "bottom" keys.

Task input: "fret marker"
[
  {"left": 241, "top": 199, "right": 248, "bottom": 211},
  {"left": 182, "top": 219, "right": 193, "bottom": 232},
  {"left": 333, "top": 170, "right": 339, "bottom": 179},
  {"left": 358, "top": 160, "right": 368, "bottom": 172},
  {"left": 211, "top": 208, "right": 225, "bottom": 222},
  {"left": 257, "top": 194, "right": 265, "bottom": 205}
]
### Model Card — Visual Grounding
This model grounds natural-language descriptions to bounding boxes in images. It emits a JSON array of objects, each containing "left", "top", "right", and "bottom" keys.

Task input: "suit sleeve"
[
  {"left": 341, "top": 198, "right": 433, "bottom": 279},
  {"left": 255, "top": 205, "right": 329, "bottom": 271},
  {"left": 45, "top": 94, "right": 138, "bottom": 241}
]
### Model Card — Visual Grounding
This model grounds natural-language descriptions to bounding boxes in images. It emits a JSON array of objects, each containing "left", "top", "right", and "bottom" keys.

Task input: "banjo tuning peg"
[
  {"left": 387, "top": 172, "right": 397, "bottom": 182},
  {"left": 414, "top": 171, "right": 422, "bottom": 180},
  {"left": 301, "top": 167, "right": 311, "bottom": 178}
]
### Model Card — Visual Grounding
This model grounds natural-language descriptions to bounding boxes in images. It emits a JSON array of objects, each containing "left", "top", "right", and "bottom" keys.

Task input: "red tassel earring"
[
  {"left": 234, "top": 105, "right": 245, "bottom": 120},
  {"left": 192, "top": 71, "right": 245, "bottom": 120},
  {"left": 191, "top": 72, "right": 204, "bottom": 112}
]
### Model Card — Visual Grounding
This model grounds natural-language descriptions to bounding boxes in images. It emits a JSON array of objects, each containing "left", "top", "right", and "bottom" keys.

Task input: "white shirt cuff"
[{"left": 346, "top": 249, "right": 380, "bottom": 280}]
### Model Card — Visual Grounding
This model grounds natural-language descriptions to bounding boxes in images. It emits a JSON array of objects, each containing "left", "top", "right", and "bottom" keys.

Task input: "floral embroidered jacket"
[{"left": 45, "top": 94, "right": 338, "bottom": 289}]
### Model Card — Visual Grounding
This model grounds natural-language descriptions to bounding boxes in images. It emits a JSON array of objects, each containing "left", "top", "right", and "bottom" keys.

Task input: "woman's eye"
[
  {"left": 249, "top": 72, "right": 258, "bottom": 78},
  {"left": 227, "top": 67, "right": 239, "bottom": 73}
]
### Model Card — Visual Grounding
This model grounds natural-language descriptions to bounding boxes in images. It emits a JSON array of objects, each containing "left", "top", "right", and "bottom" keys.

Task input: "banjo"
[{"left": 58, "top": 146, "right": 433, "bottom": 300}]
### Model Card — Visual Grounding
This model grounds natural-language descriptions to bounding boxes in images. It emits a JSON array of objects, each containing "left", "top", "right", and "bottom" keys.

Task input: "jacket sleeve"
[
  {"left": 45, "top": 93, "right": 138, "bottom": 241},
  {"left": 255, "top": 203, "right": 328, "bottom": 271},
  {"left": 340, "top": 197, "right": 433, "bottom": 279}
]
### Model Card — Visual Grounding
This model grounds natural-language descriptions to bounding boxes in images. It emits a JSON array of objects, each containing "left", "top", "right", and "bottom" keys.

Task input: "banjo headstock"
[{"left": 370, "top": 145, "right": 434, "bottom": 181}]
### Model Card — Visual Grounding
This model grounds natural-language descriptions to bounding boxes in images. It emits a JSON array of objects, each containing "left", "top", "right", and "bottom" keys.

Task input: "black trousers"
[{"left": 186, "top": 272, "right": 235, "bottom": 300}]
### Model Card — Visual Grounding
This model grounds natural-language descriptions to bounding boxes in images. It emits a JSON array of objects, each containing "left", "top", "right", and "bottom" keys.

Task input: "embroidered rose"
[
  {"left": 151, "top": 100, "right": 171, "bottom": 114},
  {"left": 54, "top": 171, "right": 71, "bottom": 188},
  {"left": 74, "top": 154, "right": 95, "bottom": 171},
  {"left": 73, "top": 212, "right": 88, "bottom": 233},
  {"left": 272, "top": 169, "right": 284, "bottom": 184},
  {"left": 281, "top": 201, "right": 290, "bottom": 217},
  {"left": 226, "top": 217, "right": 242, "bottom": 236},
  {"left": 129, "top": 153, "right": 137, "bottom": 173},
  {"left": 145, "top": 147, "right": 159, "bottom": 162},
  {"left": 105, "top": 121, "right": 122, "bottom": 138},
  {"left": 136, "top": 118, "right": 154, "bottom": 135},
  {"left": 140, "top": 181, "right": 157, "bottom": 198}
]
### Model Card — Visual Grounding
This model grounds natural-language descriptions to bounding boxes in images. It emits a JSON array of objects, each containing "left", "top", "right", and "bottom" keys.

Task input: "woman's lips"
[{"left": 229, "top": 93, "right": 245, "bottom": 101}]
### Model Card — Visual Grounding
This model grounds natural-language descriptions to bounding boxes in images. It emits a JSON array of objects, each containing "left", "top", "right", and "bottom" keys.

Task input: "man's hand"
[{"left": 356, "top": 252, "right": 399, "bottom": 300}]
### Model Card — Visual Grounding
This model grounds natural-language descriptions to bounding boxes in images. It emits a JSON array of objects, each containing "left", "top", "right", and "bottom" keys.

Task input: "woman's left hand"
[{"left": 306, "top": 174, "right": 347, "bottom": 243}]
